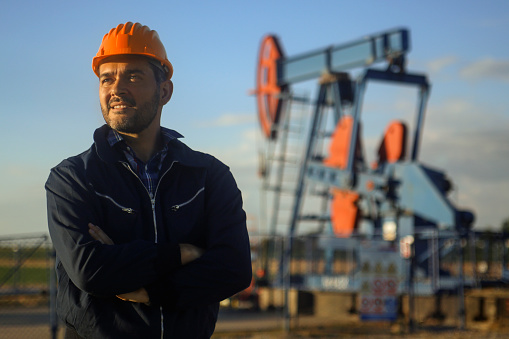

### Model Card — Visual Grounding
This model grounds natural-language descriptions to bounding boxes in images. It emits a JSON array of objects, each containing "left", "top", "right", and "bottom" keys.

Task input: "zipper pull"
[{"left": 122, "top": 208, "right": 135, "bottom": 214}]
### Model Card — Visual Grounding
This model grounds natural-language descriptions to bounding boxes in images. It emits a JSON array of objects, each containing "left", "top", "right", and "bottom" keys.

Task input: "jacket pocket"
[
  {"left": 170, "top": 187, "right": 204, "bottom": 211},
  {"left": 164, "top": 187, "right": 205, "bottom": 243},
  {"left": 94, "top": 190, "right": 137, "bottom": 215},
  {"left": 93, "top": 190, "right": 141, "bottom": 243}
]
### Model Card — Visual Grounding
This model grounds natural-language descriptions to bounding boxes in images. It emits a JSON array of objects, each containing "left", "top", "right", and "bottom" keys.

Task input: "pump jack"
[{"left": 253, "top": 28, "right": 480, "bottom": 298}]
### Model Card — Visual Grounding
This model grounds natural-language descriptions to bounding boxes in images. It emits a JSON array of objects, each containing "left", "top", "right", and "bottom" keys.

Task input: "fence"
[
  {"left": 249, "top": 230, "right": 509, "bottom": 329},
  {"left": 1, "top": 231, "right": 508, "bottom": 337},
  {"left": 252, "top": 231, "right": 509, "bottom": 287},
  {"left": 0, "top": 234, "right": 59, "bottom": 339}
]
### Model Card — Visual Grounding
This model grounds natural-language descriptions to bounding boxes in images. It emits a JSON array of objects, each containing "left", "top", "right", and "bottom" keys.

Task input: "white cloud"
[
  {"left": 426, "top": 55, "right": 458, "bottom": 74},
  {"left": 460, "top": 58, "right": 509, "bottom": 82},
  {"left": 198, "top": 113, "right": 256, "bottom": 127},
  {"left": 214, "top": 127, "right": 260, "bottom": 169},
  {"left": 420, "top": 97, "right": 509, "bottom": 228}
]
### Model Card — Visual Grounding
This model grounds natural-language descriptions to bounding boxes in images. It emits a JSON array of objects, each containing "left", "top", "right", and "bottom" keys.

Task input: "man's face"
[{"left": 98, "top": 55, "right": 162, "bottom": 134}]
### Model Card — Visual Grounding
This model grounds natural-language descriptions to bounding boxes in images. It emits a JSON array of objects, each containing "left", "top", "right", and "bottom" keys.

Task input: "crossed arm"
[
  {"left": 48, "top": 159, "right": 251, "bottom": 308},
  {"left": 88, "top": 223, "right": 203, "bottom": 304}
]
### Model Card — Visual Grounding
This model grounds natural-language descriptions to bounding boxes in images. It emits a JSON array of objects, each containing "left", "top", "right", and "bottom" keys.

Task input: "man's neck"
[{"left": 118, "top": 126, "right": 163, "bottom": 163}]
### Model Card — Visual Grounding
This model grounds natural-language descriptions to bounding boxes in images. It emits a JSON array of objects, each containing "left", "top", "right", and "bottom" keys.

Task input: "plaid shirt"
[{"left": 107, "top": 127, "right": 183, "bottom": 198}]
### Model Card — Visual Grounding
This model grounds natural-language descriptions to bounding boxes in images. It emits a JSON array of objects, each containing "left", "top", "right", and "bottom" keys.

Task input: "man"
[{"left": 46, "top": 22, "right": 252, "bottom": 338}]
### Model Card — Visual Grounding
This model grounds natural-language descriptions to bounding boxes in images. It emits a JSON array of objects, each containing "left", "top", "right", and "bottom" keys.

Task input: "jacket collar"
[{"left": 94, "top": 124, "right": 209, "bottom": 168}]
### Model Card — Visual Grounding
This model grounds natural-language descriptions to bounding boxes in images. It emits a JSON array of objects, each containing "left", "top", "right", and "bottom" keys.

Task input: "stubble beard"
[{"left": 101, "top": 89, "right": 161, "bottom": 134}]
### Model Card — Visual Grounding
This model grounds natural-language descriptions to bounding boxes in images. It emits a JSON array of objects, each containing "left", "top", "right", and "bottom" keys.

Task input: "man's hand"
[
  {"left": 117, "top": 288, "right": 150, "bottom": 304},
  {"left": 88, "top": 223, "right": 149, "bottom": 304},
  {"left": 180, "top": 243, "right": 204, "bottom": 265},
  {"left": 88, "top": 223, "right": 113, "bottom": 245}
]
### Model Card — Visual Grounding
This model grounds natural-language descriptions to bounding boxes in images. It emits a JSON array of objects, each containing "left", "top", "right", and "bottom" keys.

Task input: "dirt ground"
[
  {"left": 212, "top": 323, "right": 509, "bottom": 339},
  {"left": 211, "top": 309, "right": 509, "bottom": 339},
  {"left": 1, "top": 323, "right": 508, "bottom": 339},
  {"left": 1, "top": 305, "right": 509, "bottom": 339}
]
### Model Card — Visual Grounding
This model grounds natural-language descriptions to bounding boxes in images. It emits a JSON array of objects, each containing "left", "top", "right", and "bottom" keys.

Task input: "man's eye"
[
  {"left": 130, "top": 75, "right": 139, "bottom": 82},
  {"left": 101, "top": 78, "right": 113, "bottom": 85}
]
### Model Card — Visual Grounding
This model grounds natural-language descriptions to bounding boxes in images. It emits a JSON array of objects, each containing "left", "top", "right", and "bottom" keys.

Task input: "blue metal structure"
[
  {"left": 254, "top": 28, "right": 482, "bottom": 301},
  {"left": 278, "top": 29, "right": 409, "bottom": 85}
]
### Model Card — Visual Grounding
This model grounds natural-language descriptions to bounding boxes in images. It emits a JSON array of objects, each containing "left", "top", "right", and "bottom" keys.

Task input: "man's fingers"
[
  {"left": 88, "top": 224, "right": 102, "bottom": 242},
  {"left": 180, "top": 243, "right": 205, "bottom": 265},
  {"left": 88, "top": 223, "right": 114, "bottom": 245},
  {"left": 116, "top": 288, "right": 149, "bottom": 304}
]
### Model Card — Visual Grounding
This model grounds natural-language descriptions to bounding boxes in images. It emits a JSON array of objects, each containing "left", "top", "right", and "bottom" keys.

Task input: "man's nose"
[{"left": 111, "top": 78, "right": 128, "bottom": 96}]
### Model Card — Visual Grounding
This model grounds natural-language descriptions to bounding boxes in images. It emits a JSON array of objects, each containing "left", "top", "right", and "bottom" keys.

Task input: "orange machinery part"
[
  {"left": 373, "top": 120, "right": 407, "bottom": 168},
  {"left": 324, "top": 115, "right": 357, "bottom": 169},
  {"left": 330, "top": 189, "right": 360, "bottom": 238},
  {"left": 324, "top": 115, "right": 361, "bottom": 237},
  {"left": 255, "top": 35, "right": 285, "bottom": 139}
]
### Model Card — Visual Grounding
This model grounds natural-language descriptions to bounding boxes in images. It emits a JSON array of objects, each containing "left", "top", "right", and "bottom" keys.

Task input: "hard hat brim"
[{"left": 92, "top": 53, "right": 173, "bottom": 80}]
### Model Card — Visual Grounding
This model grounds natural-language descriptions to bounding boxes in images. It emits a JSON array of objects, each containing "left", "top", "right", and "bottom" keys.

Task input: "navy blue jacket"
[{"left": 46, "top": 125, "right": 252, "bottom": 338}]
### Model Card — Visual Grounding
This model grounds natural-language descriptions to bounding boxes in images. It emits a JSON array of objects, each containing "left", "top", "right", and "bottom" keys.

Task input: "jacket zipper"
[
  {"left": 121, "top": 160, "right": 178, "bottom": 339},
  {"left": 170, "top": 187, "right": 205, "bottom": 211},
  {"left": 93, "top": 191, "right": 136, "bottom": 214}
]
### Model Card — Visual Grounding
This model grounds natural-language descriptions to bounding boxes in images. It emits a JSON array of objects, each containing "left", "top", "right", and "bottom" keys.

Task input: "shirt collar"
[{"left": 107, "top": 127, "right": 184, "bottom": 148}]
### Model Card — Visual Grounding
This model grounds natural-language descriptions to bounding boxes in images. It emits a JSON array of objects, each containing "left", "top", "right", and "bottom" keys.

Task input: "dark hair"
[{"left": 148, "top": 62, "right": 167, "bottom": 85}]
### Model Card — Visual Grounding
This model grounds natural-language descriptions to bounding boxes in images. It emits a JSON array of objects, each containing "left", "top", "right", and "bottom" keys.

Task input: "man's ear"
[{"left": 160, "top": 80, "right": 173, "bottom": 106}]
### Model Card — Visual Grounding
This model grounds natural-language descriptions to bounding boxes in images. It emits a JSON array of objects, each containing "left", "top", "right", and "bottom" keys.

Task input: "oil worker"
[{"left": 45, "top": 22, "right": 252, "bottom": 338}]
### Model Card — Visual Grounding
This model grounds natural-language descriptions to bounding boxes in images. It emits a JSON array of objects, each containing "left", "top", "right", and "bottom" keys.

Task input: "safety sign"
[{"left": 359, "top": 243, "right": 401, "bottom": 321}]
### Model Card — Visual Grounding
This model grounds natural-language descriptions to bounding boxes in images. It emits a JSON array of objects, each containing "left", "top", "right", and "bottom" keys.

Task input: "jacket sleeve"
[
  {"left": 46, "top": 162, "right": 181, "bottom": 297},
  {"left": 145, "top": 159, "right": 252, "bottom": 309}
]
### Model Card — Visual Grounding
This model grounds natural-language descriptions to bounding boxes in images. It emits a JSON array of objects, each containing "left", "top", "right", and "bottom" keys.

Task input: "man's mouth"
[
  {"left": 109, "top": 101, "right": 135, "bottom": 111},
  {"left": 112, "top": 104, "right": 129, "bottom": 109},
  {"left": 109, "top": 97, "right": 136, "bottom": 111}
]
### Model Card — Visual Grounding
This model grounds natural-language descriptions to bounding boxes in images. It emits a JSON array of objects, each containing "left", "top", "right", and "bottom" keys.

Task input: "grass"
[
  {"left": 0, "top": 245, "right": 52, "bottom": 288},
  {"left": 0, "top": 245, "right": 50, "bottom": 261},
  {"left": 0, "top": 266, "right": 50, "bottom": 287}
]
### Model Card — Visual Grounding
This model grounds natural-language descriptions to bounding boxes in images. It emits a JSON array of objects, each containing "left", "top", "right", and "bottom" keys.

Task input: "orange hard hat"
[{"left": 92, "top": 22, "right": 173, "bottom": 80}]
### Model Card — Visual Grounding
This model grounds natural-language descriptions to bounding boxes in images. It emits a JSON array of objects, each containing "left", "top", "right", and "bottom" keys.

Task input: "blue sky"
[{"left": 1, "top": 0, "right": 508, "bottom": 236}]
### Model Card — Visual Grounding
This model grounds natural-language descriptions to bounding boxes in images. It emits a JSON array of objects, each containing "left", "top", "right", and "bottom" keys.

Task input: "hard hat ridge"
[{"left": 92, "top": 22, "right": 173, "bottom": 80}]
